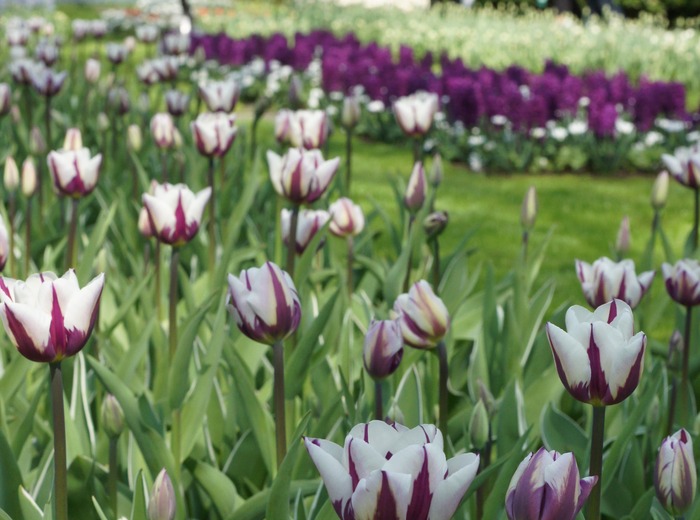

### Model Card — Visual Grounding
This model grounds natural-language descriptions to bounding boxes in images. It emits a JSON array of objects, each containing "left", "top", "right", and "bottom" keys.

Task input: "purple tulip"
[
  {"left": 506, "top": 448, "right": 597, "bottom": 520},
  {"left": 662, "top": 259, "right": 700, "bottom": 306},
  {"left": 363, "top": 320, "right": 404, "bottom": 379},
  {"left": 546, "top": 299, "right": 646, "bottom": 406},
  {"left": 655, "top": 429, "right": 697, "bottom": 516},
  {"left": 394, "top": 280, "right": 449, "bottom": 349},
  {"left": 575, "top": 257, "right": 655, "bottom": 309},
  {"left": 142, "top": 182, "right": 211, "bottom": 246},
  {"left": 267, "top": 148, "right": 339, "bottom": 205}
]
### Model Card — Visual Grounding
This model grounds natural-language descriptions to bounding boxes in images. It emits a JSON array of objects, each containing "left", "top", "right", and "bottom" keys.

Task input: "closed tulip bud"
[
  {"left": 0, "top": 270, "right": 104, "bottom": 362},
  {"left": 575, "top": 257, "right": 655, "bottom": 309},
  {"left": 394, "top": 280, "right": 449, "bottom": 349},
  {"left": 469, "top": 399, "right": 490, "bottom": 450},
  {"left": 101, "top": 394, "right": 125, "bottom": 438},
  {"left": 0, "top": 217, "right": 8, "bottom": 271},
  {"left": 305, "top": 421, "right": 479, "bottom": 520},
  {"left": 142, "top": 182, "right": 211, "bottom": 246},
  {"left": 138, "top": 207, "right": 154, "bottom": 238},
  {"left": 123, "top": 36, "right": 136, "bottom": 53},
  {"left": 615, "top": 216, "right": 630, "bottom": 256},
  {"left": 227, "top": 261, "right": 301, "bottom": 345},
  {"left": 21, "top": 158, "right": 37, "bottom": 197},
  {"left": 199, "top": 79, "right": 239, "bottom": 113},
  {"left": 0, "top": 84, "right": 11, "bottom": 116},
  {"left": 363, "top": 319, "right": 404, "bottom": 379},
  {"left": 477, "top": 379, "right": 496, "bottom": 417},
  {"left": 281, "top": 208, "right": 329, "bottom": 254},
  {"left": 147, "top": 469, "right": 176, "bottom": 520},
  {"left": 288, "top": 75, "right": 304, "bottom": 109},
  {"left": 4, "top": 157, "right": 19, "bottom": 192},
  {"left": 289, "top": 109, "right": 329, "bottom": 150},
  {"left": 172, "top": 128, "right": 183, "bottom": 149},
  {"left": 165, "top": 90, "right": 189, "bottom": 117},
  {"left": 47, "top": 147, "right": 102, "bottom": 198},
  {"left": 329, "top": 197, "right": 364, "bottom": 237},
  {"left": 662, "top": 259, "right": 700, "bottom": 306},
  {"left": 97, "top": 112, "right": 110, "bottom": 131},
  {"left": 127, "top": 124, "right": 143, "bottom": 152},
  {"left": 404, "top": 162, "right": 427, "bottom": 213},
  {"left": 341, "top": 95, "right": 361, "bottom": 129},
  {"left": 669, "top": 329, "right": 683, "bottom": 368},
  {"left": 254, "top": 95, "right": 271, "bottom": 120},
  {"left": 520, "top": 186, "right": 537, "bottom": 231},
  {"left": 655, "top": 429, "right": 696, "bottom": 516},
  {"left": 662, "top": 146, "right": 700, "bottom": 189},
  {"left": 150, "top": 113, "right": 175, "bottom": 149},
  {"left": 108, "top": 87, "right": 130, "bottom": 116},
  {"left": 424, "top": 211, "right": 448, "bottom": 239},
  {"left": 429, "top": 153, "right": 443, "bottom": 187},
  {"left": 274, "top": 109, "right": 293, "bottom": 144},
  {"left": 29, "top": 127, "right": 46, "bottom": 155},
  {"left": 63, "top": 128, "right": 82, "bottom": 151},
  {"left": 191, "top": 113, "right": 238, "bottom": 158},
  {"left": 506, "top": 448, "right": 597, "bottom": 520},
  {"left": 647, "top": 395, "right": 661, "bottom": 428},
  {"left": 546, "top": 299, "right": 646, "bottom": 406},
  {"left": 652, "top": 171, "right": 670, "bottom": 210},
  {"left": 393, "top": 92, "right": 439, "bottom": 138},
  {"left": 267, "top": 148, "right": 339, "bottom": 205}
]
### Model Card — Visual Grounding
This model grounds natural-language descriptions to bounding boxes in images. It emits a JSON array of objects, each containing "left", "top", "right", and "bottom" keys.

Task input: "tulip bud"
[
  {"left": 29, "top": 126, "right": 46, "bottom": 155},
  {"left": 477, "top": 379, "right": 496, "bottom": 417},
  {"left": 647, "top": 395, "right": 661, "bottom": 428},
  {"left": 21, "top": 158, "right": 37, "bottom": 197},
  {"left": 575, "top": 257, "right": 654, "bottom": 309},
  {"left": 430, "top": 153, "right": 443, "bottom": 187},
  {"left": 615, "top": 216, "right": 630, "bottom": 257},
  {"left": 520, "top": 186, "right": 537, "bottom": 231},
  {"left": 10, "top": 106, "right": 21, "bottom": 124},
  {"left": 172, "top": 128, "right": 183, "bottom": 149},
  {"left": 138, "top": 207, "right": 154, "bottom": 238},
  {"left": 4, "top": 157, "right": 19, "bottom": 192},
  {"left": 254, "top": 95, "right": 271, "bottom": 120},
  {"left": 127, "top": 124, "right": 143, "bottom": 152},
  {"left": 97, "top": 112, "right": 110, "bottom": 131},
  {"left": 668, "top": 329, "right": 683, "bottom": 370},
  {"left": 655, "top": 429, "right": 696, "bottom": 517},
  {"left": 101, "top": 394, "right": 125, "bottom": 438},
  {"left": 341, "top": 95, "right": 361, "bottom": 129},
  {"left": 404, "top": 161, "right": 427, "bottom": 213},
  {"left": 329, "top": 197, "right": 364, "bottom": 237},
  {"left": 0, "top": 84, "right": 11, "bottom": 117},
  {"left": 281, "top": 208, "right": 329, "bottom": 254},
  {"left": 288, "top": 75, "right": 304, "bottom": 109},
  {"left": 150, "top": 113, "right": 175, "bottom": 149},
  {"left": 662, "top": 260, "right": 700, "bottom": 307},
  {"left": 0, "top": 217, "right": 8, "bottom": 271},
  {"left": 394, "top": 280, "right": 449, "bottom": 349},
  {"left": 469, "top": 399, "right": 490, "bottom": 450},
  {"left": 652, "top": 171, "right": 669, "bottom": 210},
  {"left": 108, "top": 87, "right": 130, "bottom": 116},
  {"left": 63, "top": 128, "right": 82, "bottom": 151},
  {"left": 393, "top": 92, "right": 439, "bottom": 138},
  {"left": 362, "top": 319, "right": 404, "bottom": 379},
  {"left": 423, "top": 211, "right": 448, "bottom": 239},
  {"left": 148, "top": 469, "right": 176, "bottom": 520}
]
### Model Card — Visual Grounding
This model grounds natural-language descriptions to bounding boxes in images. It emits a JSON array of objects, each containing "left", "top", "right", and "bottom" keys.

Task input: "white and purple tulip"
[
  {"left": 199, "top": 79, "right": 240, "bottom": 113},
  {"left": 142, "top": 183, "right": 211, "bottom": 246},
  {"left": 30, "top": 65, "right": 66, "bottom": 97},
  {"left": 47, "top": 147, "right": 102, "bottom": 198},
  {"left": 655, "top": 429, "right": 697, "bottom": 517},
  {"left": 363, "top": 320, "right": 404, "bottom": 379},
  {"left": 329, "top": 198, "right": 364, "bottom": 238},
  {"left": 404, "top": 161, "right": 427, "bottom": 213},
  {"left": 136, "top": 24, "right": 159, "bottom": 44},
  {"left": 662, "top": 146, "right": 700, "bottom": 189},
  {"left": 393, "top": 92, "right": 439, "bottom": 138},
  {"left": 289, "top": 109, "right": 330, "bottom": 150},
  {"left": 575, "top": 257, "right": 655, "bottom": 309},
  {"left": 505, "top": 448, "right": 597, "bottom": 520},
  {"left": 545, "top": 299, "right": 646, "bottom": 406},
  {"left": 662, "top": 259, "right": 700, "bottom": 307},
  {"left": 281, "top": 208, "right": 329, "bottom": 254},
  {"left": 0, "top": 84, "right": 11, "bottom": 117},
  {"left": 227, "top": 261, "right": 301, "bottom": 345},
  {"left": 165, "top": 90, "right": 190, "bottom": 117},
  {"left": 0, "top": 270, "right": 104, "bottom": 363},
  {"left": 0, "top": 216, "right": 8, "bottom": 271},
  {"left": 275, "top": 109, "right": 293, "bottom": 144},
  {"left": 305, "top": 420, "right": 479, "bottom": 520},
  {"left": 394, "top": 280, "right": 449, "bottom": 349},
  {"left": 190, "top": 112, "right": 238, "bottom": 158},
  {"left": 150, "top": 113, "right": 176, "bottom": 150},
  {"left": 267, "top": 148, "right": 339, "bottom": 205},
  {"left": 106, "top": 43, "right": 129, "bottom": 65}
]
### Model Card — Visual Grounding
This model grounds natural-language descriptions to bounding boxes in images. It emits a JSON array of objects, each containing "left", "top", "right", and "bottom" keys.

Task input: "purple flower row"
[{"left": 191, "top": 29, "right": 690, "bottom": 136}]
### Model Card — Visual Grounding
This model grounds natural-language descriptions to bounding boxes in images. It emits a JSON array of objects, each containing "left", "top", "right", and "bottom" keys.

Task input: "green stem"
[
  {"left": 45, "top": 95, "right": 52, "bottom": 151},
  {"left": 219, "top": 153, "right": 226, "bottom": 196},
  {"left": 273, "top": 340, "right": 287, "bottom": 467},
  {"left": 250, "top": 117, "right": 259, "bottom": 163},
  {"left": 169, "top": 246, "right": 179, "bottom": 360},
  {"left": 694, "top": 189, "right": 699, "bottom": 252},
  {"left": 431, "top": 237, "right": 440, "bottom": 293},
  {"left": 24, "top": 197, "right": 31, "bottom": 276},
  {"left": 345, "top": 130, "right": 352, "bottom": 195},
  {"left": 374, "top": 380, "right": 383, "bottom": 420},
  {"left": 208, "top": 157, "right": 216, "bottom": 279},
  {"left": 23, "top": 85, "right": 33, "bottom": 134},
  {"left": 436, "top": 340, "right": 449, "bottom": 435},
  {"left": 108, "top": 437, "right": 118, "bottom": 518},
  {"left": 402, "top": 215, "right": 415, "bottom": 292},
  {"left": 161, "top": 152, "right": 168, "bottom": 183},
  {"left": 286, "top": 204, "right": 299, "bottom": 278},
  {"left": 347, "top": 235, "right": 354, "bottom": 299},
  {"left": 412, "top": 137, "right": 422, "bottom": 163},
  {"left": 65, "top": 198, "right": 79, "bottom": 271},
  {"left": 9, "top": 194, "right": 15, "bottom": 277},
  {"left": 679, "top": 306, "right": 693, "bottom": 428},
  {"left": 587, "top": 405, "right": 606, "bottom": 520},
  {"left": 50, "top": 362, "right": 68, "bottom": 520},
  {"left": 155, "top": 241, "right": 162, "bottom": 322}
]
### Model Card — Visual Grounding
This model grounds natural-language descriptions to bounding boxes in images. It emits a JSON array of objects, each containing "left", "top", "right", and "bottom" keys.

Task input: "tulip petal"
[
  {"left": 351, "top": 470, "right": 411, "bottom": 520},
  {"left": 143, "top": 193, "right": 176, "bottom": 236},
  {"left": 3, "top": 300, "right": 52, "bottom": 361},
  {"left": 305, "top": 438, "right": 353, "bottom": 518},
  {"left": 546, "top": 322, "right": 591, "bottom": 401},
  {"left": 63, "top": 273, "right": 104, "bottom": 356},
  {"left": 428, "top": 452, "right": 480, "bottom": 520}
]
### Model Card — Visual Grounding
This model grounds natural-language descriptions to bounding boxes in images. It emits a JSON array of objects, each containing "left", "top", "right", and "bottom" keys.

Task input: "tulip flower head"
[
  {"left": 662, "top": 259, "right": 700, "bottom": 306},
  {"left": 652, "top": 171, "right": 670, "bottom": 210},
  {"left": 341, "top": 94, "right": 361, "bottom": 130},
  {"left": 127, "top": 124, "right": 143, "bottom": 152},
  {"left": 394, "top": 280, "right": 449, "bottom": 349},
  {"left": 138, "top": 207, "right": 154, "bottom": 238},
  {"left": 575, "top": 257, "right": 655, "bottom": 309},
  {"left": 275, "top": 109, "right": 293, "bottom": 144},
  {"left": 615, "top": 216, "right": 631, "bottom": 257},
  {"left": 520, "top": 186, "right": 538, "bottom": 231},
  {"left": 62, "top": 128, "right": 83, "bottom": 151},
  {"left": 142, "top": 182, "right": 211, "bottom": 246},
  {"left": 106, "top": 43, "right": 129, "bottom": 65},
  {"left": 227, "top": 261, "right": 301, "bottom": 345},
  {"left": 289, "top": 109, "right": 330, "bottom": 150},
  {"left": 505, "top": 448, "right": 597, "bottom": 520},
  {"left": 21, "top": 158, "right": 37, "bottom": 197},
  {"left": 35, "top": 41, "right": 59, "bottom": 67},
  {"left": 137, "top": 62, "right": 160, "bottom": 86},
  {"left": 393, "top": 92, "right": 439, "bottom": 138},
  {"left": 363, "top": 319, "right": 404, "bottom": 379},
  {"left": 329, "top": 197, "right": 364, "bottom": 237},
  {"left": 152, "top": 57, "right": 179, "bottom": 83},
  {"left": 404, "top": 161, "right": 427, "bottom": 213},
  {"left": 0, "top": 217, "right": 8, "bottom": 271},
  {"left": 0, "top": 270, "right": 104, "bottom": 363},
  {"left": 9, "top": 59, "right": 36, "bottom": 86},
  {"left": 655, "top": 429, "right": 697, "bottom": 517},
  {"left": 150, "top": 113, "right": 176, "bottom": 149},
  {"left": 281, "top": 208, "right": 329, "bottom": 254},
  {"left": 148, "top": 469, "right": 176, "bottom": 520},
  {"left": 190, "top": 112, "right": 238, "bottom": 158},
  {"left": 4, "top": 157, "right": 19, "bottom": 192},
  {"left": 546, "top": 299, "right": 646, "bottom": 406},
  {"left": 30, "top": 65, "right": 66, "bottom": 97},
  {"left": 305, "top": 420, "right": 479, "bottom": 520},
  {"left": 424, "top": 211, "right": 448, "bottom": 239},
  {"left": 163, "top": 33, "right": 190, "bottom": 56},
  {"left": 267, "top": 148, "right": 339, "bottom": 205},
  {"left": 662, "top": 146, "right": 700, "bottom": 189},
  {"left": 47, "top": 147, "right": 102, "bottom": 198},
  {"left": 136, "top": 24, "right": 159, "bottom": 43},
  {"left": 199, "top": 79, "right": 240, "bottom": 113},
  {"left": 0, "top": 84, "right": 11, "bottom": 116},
  {"left": 101, "top": 394, "right": 125, "bottom": 439},
  {"left": 165, "top": 90, "right": 190, "bottom": 117}
]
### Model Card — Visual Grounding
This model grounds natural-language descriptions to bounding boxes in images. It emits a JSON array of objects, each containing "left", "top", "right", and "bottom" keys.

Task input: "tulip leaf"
[
  {"left": 76, "top": 201, "right": 117, "bottom": 285},
  {"left": 286, "top": 290, "right": 340, "bottom": 398},
  {"left": 540, "top": 403, "right": 588, "bottom": 468},
  {"left": 226, "top": 480, "right": 320, "bottom": 520},
  {"left": 294, "top": 218, "right": 331, "bottom": 286},
  {"left": 0, "top": 509, "right": 13, "bottom": 520},
  {"left": 383, "top": 222, "right": 417, "bottom": 304},
  {"left": 102, "top": 273, "right": 152, "bottom": 336},
  {"left": 11, "top": 376, "right": 44, "bottom": 456},
  {"left": 91, "top": 497, "right": 110, "bottom": 520},
  {"left": 18, "top": 487, "right": 43, "bottom": 520},
  {"left": 496, "top": 380, "right": 527, "bottom": 457},
  {"left": 189, "top": 461, "right": 239, "bottom": 518},
  {"left": 267, "top": 413, "right": 312, "bottom": 520},
  {"left": 129, "top": 470, "right": 148, "bottom": 520},
  {"left": 0, "top": 430, "right": 22, "bottom": 519}
]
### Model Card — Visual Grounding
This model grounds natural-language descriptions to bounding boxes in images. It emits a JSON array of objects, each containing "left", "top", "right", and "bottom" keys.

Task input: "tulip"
[
  {"left": 267, "top": 148, "right": 339, "bottom": 205},
  {"left": 9, "top": 59, "right": 35, "bottom": 86},
  {"left": 424, "top": 211, "right": 448, "bottom": 239},
  {"left": 21, "top": 158, "right": 37, "bottom": 197},
  {"left": 575, "top": 257, "right": 654, "bottom": 309},
  {"left": 127, "top": 124, "right": 143, "bottom": 152},
  {"left": 404, "top": 161, "right": 427, "bottom": 213},
  {"left": 163, "top": 33, "right": 190, "bottom": 56},
  {"left": 341, "top": 95, "right": 361, "bottom": 129},
  {"left": 88, "top": 20, "right": 107, "bottom": 38},
  {"left": 393, "top": 91, "right": 439, "bottom": 138},
  {"left": 165, "top": 90, "right": 190, "bottom": 117},
  {"left": 4, "top": 157, "right": 19, "bottom": 192},
  {"left": 546, "top": 299, "right": 646, "bottom": 406},
  {"left": 655, "top": 429, "right": 697, "bottom": 516},
  {"left": 521, "top": 186, "right": 538, "bottom": 232},
  {"left": 190, "top": 112, "right": 238, "bottom": 158},
  {"left": 469, "top": 400, "right": 490, "bottom": 450},
  {"left": 142, "top": 183, "right": 211, "bottom": 246},
  {"left": 329, "top": 198, "right": 364, "bottom": 237},
  {"left": 199, "top": 79, "right": 239, "bottom": 113},
  {"left": 615, "top": 216, "right": 630, "bottom": 257},
  {"left": 35, "top": 41, "right": 59, "bottom": 67},
  {"left": 363, "top": 319, "right": 404, "bottom": 380},
  {"left": 505, "top": 448, "right": 597, "bottom": 520},
  {"left": 30, "top": 126, "right": 46, "bottom": 155},
  {"left": 394, "top": 280, "right": 449, "bottom": 349},
  {"left": 662, "top": 260, "right": 700, "bottom": 307},
  {"left": 30, "top": 65, "right": 66, "bottom": 97},
  {"left": 662, "top": 146, "right": 700, "bottom": 189},
  {"left": 106, "top": 43, "right": 128, "bottom": 65},
  {"left": 0, "top": 270, "right": 104, "bottom": 363},
  {"left": 305, "top": 420, "right": 479, "bottom": 520},
  {"left": 101, "top": 394, "right": 125, "bottom": 439},
  {"left": 136, "top": 24, "right": 159, "bottom": 43},
  {"left": 138, "top": 207, "right": 154, "bottom": 238},
  {"left": 281, "top": 208, "right": 329, "bottom": 254},
  {"left": 150, "top": 113, "right": 176, "bottom": 149},
  {"left": 652, "top": 171, "right": 670, "bottom": 210},
  {"left": 72, "top": 20, "right": 89, "bottom": 41},
  {"left": 275, "top": 109, "right": 293, "bottom": 144},
  {"left": 108, "top": 87, "right": 130, "bottom": 116},
  {"left": 0, "top": 84, "right": 11, "bottom": 116},
  {"left": 0, "top": 216, "right": 8, "bottom": 271},
  {"left": 137, "top": 62, "right": 160, "bottom": 86},
  {"left": 47, "top": 147, "right": 102, "bottom": 198},
  {"left": 7, "top": 27, "right": 30, "bottom": 47},
  {"left": 62, "top": 128, "right": 82, "bottom": 151},
  {"left": 289, "top": 109, "right": 329, "bottom": 150},
  {"left": 152, "top": 57, "right": 179, "bottom": 83},
  {"left": 148, "top": 469, "right": 176, "bottom": 520}
]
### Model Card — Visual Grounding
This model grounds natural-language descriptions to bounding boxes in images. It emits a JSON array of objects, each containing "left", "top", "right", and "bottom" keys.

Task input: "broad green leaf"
[
  {"left": 226, "top": 480, "right": 320, "bottom": 520},
  {"left": 130, "top": 471, "right": 148, "bottom": 520},
  {"left": 540, "top": 403, "right": 588, "bottom": 468},
  {"left": 190, "top": 461, "right": 238, "bottom": 518},
  {"left": 77, "top": 201, "right": 117, "bottom": 285},
  {"left": 0, "top": 430, "right": 22, "bottom": 519},
  {"left": 91, "top": 497, "right": 110, "bottom": 520},
  {"left": 19, "top": 487, "right": 43, "bottom": 520}
]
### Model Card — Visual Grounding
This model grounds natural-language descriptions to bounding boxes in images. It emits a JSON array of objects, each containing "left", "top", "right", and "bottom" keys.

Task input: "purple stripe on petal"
[
  {"left": 49, "top": 285, "right": 67, "bottom": 360},
  {"left": 406, "top": 447, "right": 432, "bottom": 519},
  {"left": 374, "top": 472, "right": 400, "bottom": 520}
]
